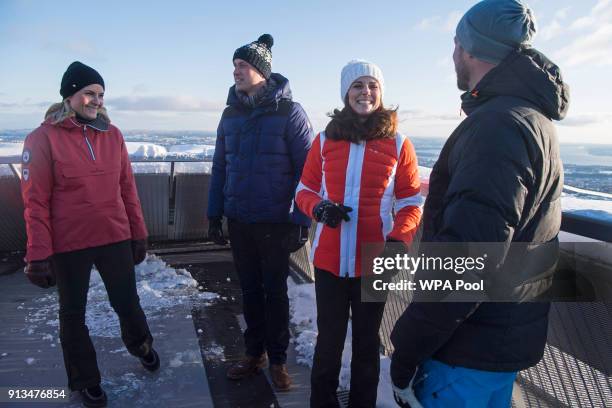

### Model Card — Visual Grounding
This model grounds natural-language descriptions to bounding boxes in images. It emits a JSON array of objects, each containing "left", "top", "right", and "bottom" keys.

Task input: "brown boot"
[
  {"left": 226, "top": 354, "right": 267, "bottom": 380},
  {"left": 269, "top": 364, "right": 292, "bottom": 391}
]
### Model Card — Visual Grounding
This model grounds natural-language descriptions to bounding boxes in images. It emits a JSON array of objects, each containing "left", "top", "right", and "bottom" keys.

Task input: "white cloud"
[
  {"left": 415, "top": 16, "right": 440, "bottom": 30},
  {"left": 106, "top": 96, "right": 224, "bottom": 112},
  {"left": 570, "top": 16, "right": 595, "bottom": 30},
  {"left": 555, "top": 0, "right": 612, "bottom": 66},
  {"left": 555, "top": 24, "right": 612, "bottom": 66},
  {"left": 444, "top": 11, "right": 463, "bottom": 33},
  {"left": 540, "top": 20, "right": 563, "bottom": 41},
  {"left": 539, "top": 6, "right": 571, "bottom": 41},
  {"left": 415, "top": 11, "right": 462, "bottom": 33},
  {"left": 554, "top": 6, "right": 572, "bottom": 20}
]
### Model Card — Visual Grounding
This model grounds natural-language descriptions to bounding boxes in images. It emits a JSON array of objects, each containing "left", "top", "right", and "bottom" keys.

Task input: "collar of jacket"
[
  {"left": 460, "top": 48, "right": 569, "bottom": 121},
  {"left": 226, "top": 72, "right": 293, "bottom": 115},
  {"left": 55, "top": 114, "right": 110, "bottom": 131}
]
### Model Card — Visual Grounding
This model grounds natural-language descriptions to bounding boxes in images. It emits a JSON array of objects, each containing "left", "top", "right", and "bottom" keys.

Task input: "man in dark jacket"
[
  {"left": 207, "top": 33, "right": 313, "bottom": 391},
  {"left": 390, "top": 1, "right": 569, "bottom": 406}
]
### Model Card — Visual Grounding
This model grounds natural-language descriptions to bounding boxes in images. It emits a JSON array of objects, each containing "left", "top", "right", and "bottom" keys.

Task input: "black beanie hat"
[
  {"left": 60, "top": 61, "right": 105, "bottom": 99},
  {"left": 233, "top": 34, "right": 274, "bottom": 79}
]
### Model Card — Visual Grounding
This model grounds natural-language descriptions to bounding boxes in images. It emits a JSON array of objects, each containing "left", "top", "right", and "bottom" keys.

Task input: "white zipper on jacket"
[
  {"left": 69, "top": 118, "right": 97, "bottom": 161},
  {"left": 82, "top": 125, "right": 96, "bottom": 161}
]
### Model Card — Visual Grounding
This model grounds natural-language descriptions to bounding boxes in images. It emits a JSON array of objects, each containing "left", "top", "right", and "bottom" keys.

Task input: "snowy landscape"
[{"left": 1, "top": 133, "right": 611, "bottom": 221}]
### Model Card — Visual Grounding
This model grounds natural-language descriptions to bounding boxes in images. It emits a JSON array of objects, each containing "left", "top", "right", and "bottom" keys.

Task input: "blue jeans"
[{"left": 414, "top": 359, "right": 517, "bottom": 408}]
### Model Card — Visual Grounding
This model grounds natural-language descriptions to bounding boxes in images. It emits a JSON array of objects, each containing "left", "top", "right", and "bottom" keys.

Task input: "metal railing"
[{"left": 2, "top": 157, "right": 612, "bottom": 406}]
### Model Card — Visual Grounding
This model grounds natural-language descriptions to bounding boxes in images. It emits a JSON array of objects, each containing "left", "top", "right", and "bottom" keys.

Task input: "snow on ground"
[
  {"left": 561, "top": 192, "right": 612, "bottom": 222},
  {"left": 174, "top": 162, "right": 212, "bottom": 174},
  {"left": 417, "top": 165, "right": 431, "bottom": 181},
  {"left": 0, "top": 142, "right": 22, "bottom": 156},
  {"left": 288, "top": 278, "right": 397, "bottom": 407},
  {"left": 23, "top": 254, "right": 218, "bottom": 340},
  {"left": 126, "top": 142, "right": 168, "bottom": 159},
  {"left": 0, "top": 142, "right": 23, "bottom": 176},
  {"left": 168, "top": 144, "right": 215, "bottom": 157}
]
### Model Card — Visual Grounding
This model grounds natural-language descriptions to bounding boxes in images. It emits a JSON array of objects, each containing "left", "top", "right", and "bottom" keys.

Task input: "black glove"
[
  {"left": 381, "top": 238, "right": 403, "bottom": 272},
  {"left": 208, "top": 216, "right": 227, "bottom": 245},
  {"left": 132, "top": 239, "right": 147, "bottom": 265},
  {"left": 285, "top": 224, "right": 309, "bottom": 253},
  {"left": 313, "top": 200, "right": 352, "bottom": 228},
  {"left": 24, "top": 259, "right": 56, "bottom": 288}
]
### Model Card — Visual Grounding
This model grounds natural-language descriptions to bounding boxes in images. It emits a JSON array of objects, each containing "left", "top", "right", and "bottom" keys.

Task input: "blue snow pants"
[{"left": 413, "top": 359, "right": 517, "bottom": 408}]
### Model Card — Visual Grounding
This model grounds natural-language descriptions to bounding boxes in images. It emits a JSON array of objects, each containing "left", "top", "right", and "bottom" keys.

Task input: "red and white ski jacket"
[
  {"left": 296, "top": 132, "right": 423, "bottom": 277},
  {"left": 21, "top": 117, "right": 148, "bottom": 262}
]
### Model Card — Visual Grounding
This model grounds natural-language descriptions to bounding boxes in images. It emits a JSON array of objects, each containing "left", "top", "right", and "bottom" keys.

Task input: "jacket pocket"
[{"left": 59, "top": 164, "right": 121, "bottom": 204}]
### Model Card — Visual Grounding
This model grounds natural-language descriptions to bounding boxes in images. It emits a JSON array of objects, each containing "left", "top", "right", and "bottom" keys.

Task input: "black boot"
[
  {"left": 140, "top": 347, "right": 160, "bottom": 372},
  {"left": 80, "top": 384, "right": 107, "bottom": 408}
]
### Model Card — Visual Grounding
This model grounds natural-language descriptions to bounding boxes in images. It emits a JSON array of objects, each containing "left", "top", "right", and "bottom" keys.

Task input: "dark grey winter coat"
[{"left": 391, "top": 48, "right": 570, "bottom": 387}]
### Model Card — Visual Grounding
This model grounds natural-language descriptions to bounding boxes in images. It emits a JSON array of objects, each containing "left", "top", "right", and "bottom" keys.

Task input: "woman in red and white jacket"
[
  {"left": 296, "top": 60, "right": 422, "bottom": 407},
  {"left": 21, "top": 61, "right": 159, "bottom": 407}
]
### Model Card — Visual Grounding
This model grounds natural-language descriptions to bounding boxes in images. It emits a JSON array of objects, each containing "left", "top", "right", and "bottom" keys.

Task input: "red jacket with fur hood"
[
  {"left": 296, "top": 131, "right": 423, "bottom": 277},
  {"left": 21, "top": 116, "right": 147, "bottom": 262}
]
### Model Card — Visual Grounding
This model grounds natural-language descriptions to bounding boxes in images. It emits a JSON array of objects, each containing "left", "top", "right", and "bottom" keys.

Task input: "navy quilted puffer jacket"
[{"left": 207, "top": 73, "right": 313, "bottom": 226}]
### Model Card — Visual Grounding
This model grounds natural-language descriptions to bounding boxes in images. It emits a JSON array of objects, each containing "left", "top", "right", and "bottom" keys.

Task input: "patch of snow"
[
  {"left": 23, "top": 254, "right": 219, "bottom": 340},
  {"left": 131, "top": 163, "right": 171, "bottom": 174},
  {"left": 167, "top": 144, "right": 214, "bottom": 157},
  {"left": 174, "top": 162, "right": 212, "bottom": 174},
  {"left": 561, "top": 194, "right": 612, "bottom": 222},
  {"left": 0, "top": 142, "right": 23, "bottom": 156},
  {"left": 126, "top": 142, "right": 167, "bottom": 159},
  {"left": 204, "top": 343, "right": 225, "bottom": 362}
]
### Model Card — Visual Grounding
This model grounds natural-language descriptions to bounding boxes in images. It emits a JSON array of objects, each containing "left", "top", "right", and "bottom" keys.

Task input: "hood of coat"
[
  {"left": 43, "top": 103, "right": 111, "bottom": 131},
  {"left": 45, "top": 112, "right": 110, "bottom": 131},
  {"left": 226, "top": 72, "right": 292, "bottom": 110},
  {"left": 461, "top": 48, "right": 570, "bottom": 121}
]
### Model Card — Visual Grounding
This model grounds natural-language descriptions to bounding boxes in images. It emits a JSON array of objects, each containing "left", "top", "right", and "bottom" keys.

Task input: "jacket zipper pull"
[{"left": 82, "top": 125, "right": 96, "bottom": 161}]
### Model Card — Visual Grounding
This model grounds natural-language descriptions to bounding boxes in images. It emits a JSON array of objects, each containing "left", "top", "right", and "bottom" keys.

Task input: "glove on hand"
[
  {"left": 132, "top": 239, "right": 148, "bottom": 265},
  {"left": 208, "top": 216, "right": 227, "bottom": 245},
  {"left": 313, "top": 200, "right": 352, "bottom": 228},
  {"left": 24, "top": 259, "right": 56, "bottom": 288}
]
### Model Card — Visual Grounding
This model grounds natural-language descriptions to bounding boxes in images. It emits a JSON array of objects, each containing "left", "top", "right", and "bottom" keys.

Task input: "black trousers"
[
  {"left": 228, "top": 220, "right": 290, "bottom": 365},
  {"left": 310, "top": 268, "right": 387, "bottom": 408},
  {"left": 53, "top": 240, "right": 153, "bottom": 391}
]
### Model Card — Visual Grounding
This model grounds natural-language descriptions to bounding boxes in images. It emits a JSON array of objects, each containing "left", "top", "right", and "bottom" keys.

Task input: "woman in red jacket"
[
  {"left": 296, "top": 60, "right": 423, "bottom": 407},
  {"left": 21, "top": 61, "right": 159, "bottom": 408}
]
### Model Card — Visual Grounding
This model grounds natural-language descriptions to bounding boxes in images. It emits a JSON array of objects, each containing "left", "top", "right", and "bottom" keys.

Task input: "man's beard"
[{"left": 455, "top": 61, "right": 470, "bottom": 91}]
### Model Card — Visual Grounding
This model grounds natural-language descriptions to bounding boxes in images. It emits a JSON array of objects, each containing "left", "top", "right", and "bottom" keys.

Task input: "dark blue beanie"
[
  {"left": 60, "top": 61, "right": 105, "bottom": 99},
  {"left": 456, "top": 0, "right": 537, "bottom": 64}
]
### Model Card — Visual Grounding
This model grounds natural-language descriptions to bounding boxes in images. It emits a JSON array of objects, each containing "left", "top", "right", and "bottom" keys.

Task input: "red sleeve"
[
  {"left": 295, "top": 133, "right": 323, "bottom": 218},
  {"left": 388, "top": 137, "right": 423, "bottom": 244},
  {"left": 118, "top": 130, "right": 148, "bottom": 240},
  {"left": 21, "top": 129, "right": 54, "bottom": 262}
]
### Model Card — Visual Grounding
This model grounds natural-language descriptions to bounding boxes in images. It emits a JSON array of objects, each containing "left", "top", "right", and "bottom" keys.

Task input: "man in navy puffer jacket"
[{"left": 207, "top": 33, "right": 313, "bottom": 391}]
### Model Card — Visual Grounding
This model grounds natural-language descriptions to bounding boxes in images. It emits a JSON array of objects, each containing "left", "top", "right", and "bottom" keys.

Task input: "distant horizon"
[{"left": 2, "top": 129, "right": 611, "bottom": 146}]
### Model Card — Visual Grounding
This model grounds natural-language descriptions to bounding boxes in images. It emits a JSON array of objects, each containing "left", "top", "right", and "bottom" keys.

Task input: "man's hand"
[
  {"left": 24, "top": 259, "right": 56, "bottom": 288},
  {"left": 208, "top": 216, "right": 227, "bottom": 245},
  {"left": 132, "top": 239, "right": 148, "bottom": 265},
  {"left": 313, "top": 200, "right": 352, "bottom": 228}
]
